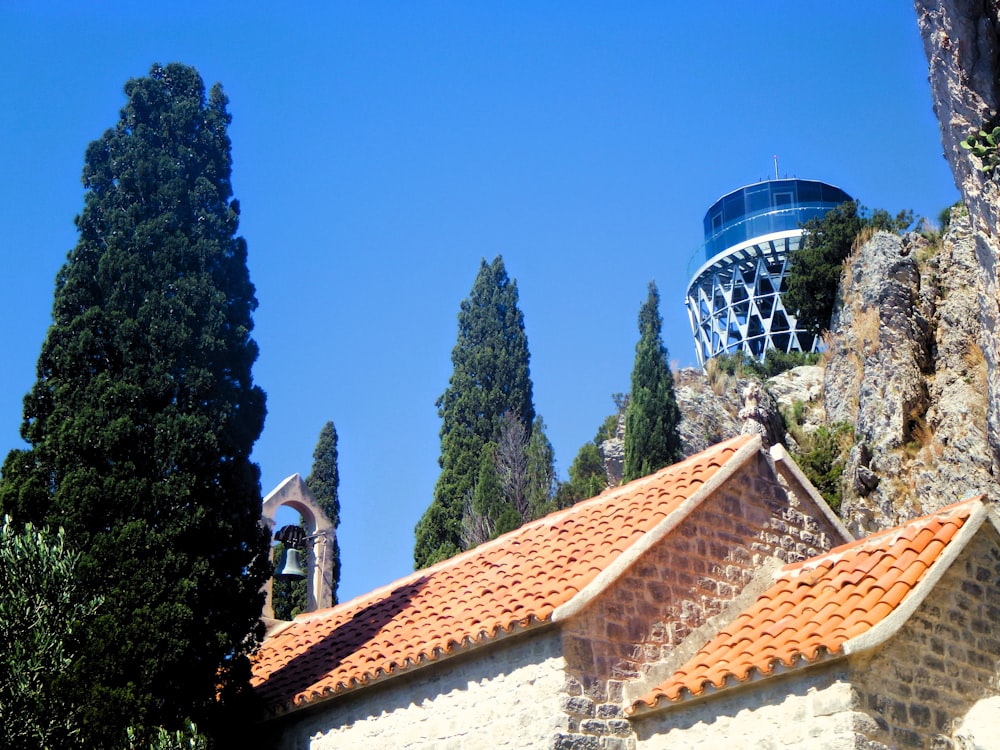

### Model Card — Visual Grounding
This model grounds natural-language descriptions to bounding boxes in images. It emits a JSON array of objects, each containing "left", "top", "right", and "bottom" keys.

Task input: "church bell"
[{"left": 275, "top": 547, "right": 306, "bottom": 580}]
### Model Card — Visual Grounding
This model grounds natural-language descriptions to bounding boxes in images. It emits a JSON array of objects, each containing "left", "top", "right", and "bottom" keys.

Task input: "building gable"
[{"left": 253, "top": 435, "right": 782, "bottom": 717}]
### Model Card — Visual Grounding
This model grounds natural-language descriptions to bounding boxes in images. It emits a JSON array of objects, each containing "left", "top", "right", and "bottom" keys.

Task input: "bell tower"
[{"left": 260, "top": 474, "right": 337, "bottom": 618}]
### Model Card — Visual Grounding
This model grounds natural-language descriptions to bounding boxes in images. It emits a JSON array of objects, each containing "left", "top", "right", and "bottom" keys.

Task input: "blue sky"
[{"left": 1, "top": 3, "right": 958, "bottom": 603}]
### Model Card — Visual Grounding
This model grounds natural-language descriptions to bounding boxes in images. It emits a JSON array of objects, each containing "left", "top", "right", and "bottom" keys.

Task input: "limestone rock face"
[
  {"left": 630, "top": 208, "right": 994, "bottom": 535},
  {"left": 824, "top": 231, "right": 931, "bottom": 453},
  {"left": 738, "top": 380, "right": 784, "bottom": 450},
  {"left": 673, "top": 367, "right": 741, "bottom": 457},
  {"left": 599, "top": 414, "right": 625, "bottom": 487},
  {"left": 765, "top": 366, "right": 824, "bottom": 419},
  {"left": 764, "top": 365, "right": 826, "bottom": 450},
  {"left": 916, "top": 0, "right": 1000, "bottom": 475},
  {"left": 823, "top": 216, "right": 996, "bottom": 536}
]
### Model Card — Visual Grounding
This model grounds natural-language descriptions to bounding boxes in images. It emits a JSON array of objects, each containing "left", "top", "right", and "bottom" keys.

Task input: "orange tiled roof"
[
  {"left": 252, "top": 435, "right": 756, "bottom": 715},
  {"left": 628, "top": 499, "right": 979, "bottom": 714}
]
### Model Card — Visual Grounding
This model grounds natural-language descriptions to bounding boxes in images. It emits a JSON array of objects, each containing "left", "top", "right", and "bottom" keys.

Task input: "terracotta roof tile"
[
  {"left": 628, "top": 499, "right": 977, "bottom": 714},
  {"left": 252, "top": 435, "right": 755, "bottom": 715}
]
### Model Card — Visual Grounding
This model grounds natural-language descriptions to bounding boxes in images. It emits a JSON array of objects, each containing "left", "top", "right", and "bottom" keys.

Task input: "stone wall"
[
  {"left": 632, "top": 667, "right": 864, "bottom": 750},
  {"left": 851, "top": 525, "right": 1000, "bottom": 749},
  {"left": 270, "top": 631, "right": 567, "bottom": 750},
  {"left": 557, "top": 451, "right": 846, "bottom": 747}
]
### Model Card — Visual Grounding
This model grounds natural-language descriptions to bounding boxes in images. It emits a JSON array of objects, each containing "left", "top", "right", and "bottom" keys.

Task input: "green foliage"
[
  {"left": 471, "top": 444, "right": 521, "bottom": 542},
  {"left": 791, "top": 399, "right": 806, "bottom": 426},
  {"left": 623, "top": 282, "right": 683, "bottom": 482},
  {"left": 415, "top": 256, "right": 542, "bottom": 567},
  {"left": 555, "top": 396, "right": 623, "bottom": 508},
  {"left": 784, "top": 201, "right": 866, "bottom": 335},
  {"left": 792, "top": 423, "right": 854, "bottom": 513},
  {"left": 305, "top": 421, "right": 340, "bottom": 604},
  {"left": 961, "top": 126, "right": 1000, "bottom": 172},
  {"left": 937, "top": 205, "right": 952, "bottom": 234},
  {"left": 126, "top": 722, "right": 208, "bottom": 750},
  {"left": 524, "top": 416, "right": 558, "bottom": 517},
  {"left": 711, "top": 350, "right": 821, "bottom": 379},
  {"left": 555, "top": 443, "right": 608, "bottom": 508},
  {"left": 0, "top": 516, "right": 102, "bottom": 749},
  {"left": 937, "top": 201, "right": 965, "bottom": 234},
  {"left": 0, "top": 64, "right": 269, "bottom": 746},
  {"left": 868, "top": 207, "right": 916, "bottom": 233},
  {"left": 784, "top": 201, "right": 913, "bottom": 335},
  {"left": 594, "top": 413, "right": 620, "bottom": 444}
]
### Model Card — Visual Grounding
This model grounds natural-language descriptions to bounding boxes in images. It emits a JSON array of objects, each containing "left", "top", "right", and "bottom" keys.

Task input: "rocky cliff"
[
  {"left": 661, "top": 210, "right": 997, "bottom": 537},
  {"left": 825, "top": 215, "right": 995, "bottom": 535},
  {"left": 916, "top": 0, "right": 1000, "bottom": 476},
  {"left": 588, "top": 1, "right": 1000, "bottom": 540}
]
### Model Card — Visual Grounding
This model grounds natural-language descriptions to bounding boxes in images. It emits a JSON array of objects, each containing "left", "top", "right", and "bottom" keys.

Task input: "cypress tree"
[
  {"left": 524, "top": 416, "right": 557, "bottom": 517},
  {"left": 623, "top": 282, "right": 682, "bottom": 482},
  {"left": 415, "top": 256, "right": 536, "bottom": 567},
  {"left": 555, "top": 443, "right": 608, "bottom": 507},
  {"left": 0, "top": 63, "right": 269, "bottom": 745},
  {"left": 305, "top": 420, "right": 340, "bottom": 605}
]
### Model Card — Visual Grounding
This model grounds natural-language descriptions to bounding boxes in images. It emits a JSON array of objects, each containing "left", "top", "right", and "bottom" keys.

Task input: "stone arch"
[{"left": 261, "top": 474, "right": 336, "bottom": 618}]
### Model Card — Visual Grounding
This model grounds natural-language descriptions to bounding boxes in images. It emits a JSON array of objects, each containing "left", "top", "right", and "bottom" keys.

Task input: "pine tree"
[
  {"left": 305, "top": 421, "right": 340, "bottom": 605},
  {"left": 0, "top": 63, "right": 269, "bottom": 746},
  {"left": 623, "top": 282, "right": 682, "bottom": 482},
  {"left": 785, "top": 201, "right": 915, "bottom": 334},
  {"left": 784, "top": 201, "right": 865, "bottom": 334},
  {"left": 415, "top": 256, "right": 537, "bottom": 567}
]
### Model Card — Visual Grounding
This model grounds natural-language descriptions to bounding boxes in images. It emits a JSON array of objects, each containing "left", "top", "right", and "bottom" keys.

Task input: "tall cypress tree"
[
  {"left": 623, "top": 282, "right": 682, "bottom": 482},
  {"left": 414, "top": 256, "right": 536, "bottom": 568},
  {"left": 305, "top": 420, "right": 340, "bottom": 605},
  {"left": 0, "top": 63, "right": 269, "bottom": 745}
]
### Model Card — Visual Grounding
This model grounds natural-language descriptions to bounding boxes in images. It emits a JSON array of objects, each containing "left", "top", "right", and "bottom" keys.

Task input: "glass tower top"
[
  {"left": 685, "top": 177, "right": 853, "bottom": 367},
  {"left": 700, "top": 178, "right": 852, "bottom": 265}
]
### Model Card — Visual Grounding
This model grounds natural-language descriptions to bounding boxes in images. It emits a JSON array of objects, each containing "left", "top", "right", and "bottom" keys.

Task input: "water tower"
[{"left": 685, "top": 178, "right": 852, "bottom": 367}]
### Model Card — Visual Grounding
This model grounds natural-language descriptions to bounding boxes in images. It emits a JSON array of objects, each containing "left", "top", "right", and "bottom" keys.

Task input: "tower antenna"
[{"left": 773, "top": 155, "right": 779, "bottom": 180}]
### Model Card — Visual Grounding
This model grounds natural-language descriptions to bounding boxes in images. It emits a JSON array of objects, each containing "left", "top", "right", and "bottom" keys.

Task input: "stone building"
[{"left": 250, "top": 435, "right": 1000, "bottom": 748}]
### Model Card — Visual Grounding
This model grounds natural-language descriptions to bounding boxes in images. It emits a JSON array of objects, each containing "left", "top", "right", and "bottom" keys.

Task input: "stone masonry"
[
  {"left": 269, "top": 631, "right": 568, "bottom": 750},
  {"left": 852, "top": 524, "right": 1000, "bottom": 749},
  {"left": 630, "top": 521, "right": 1000, "bottom": 750},
  {"left": 557, "top": 450, "right": 845, "bottom": 748},
  {"left": 633, "top": 667, "right": 864, "bottom": 750}
]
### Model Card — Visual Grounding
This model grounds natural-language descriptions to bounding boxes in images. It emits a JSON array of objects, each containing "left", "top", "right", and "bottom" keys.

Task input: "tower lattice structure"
[{"left": 685, "top": 178, "right": 852, "bottom": 368}]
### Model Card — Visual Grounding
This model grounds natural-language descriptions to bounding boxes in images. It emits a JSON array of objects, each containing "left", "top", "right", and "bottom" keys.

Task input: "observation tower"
[{"left": 685, "top": 177, "right": 852, "bottom": 368}]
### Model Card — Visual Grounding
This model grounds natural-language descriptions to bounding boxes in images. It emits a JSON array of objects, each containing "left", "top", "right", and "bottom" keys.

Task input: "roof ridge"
[
  {"left": 254, "top": 436, "right": 761, "bottom": 714},
  {"left": 553, "top": 434, "right": 761, "bottom": 622},
  {"left": 627, "top": 497, "right": 984, "bottom": 717},
  {"left": 780, "top": 497, "right": 982, "bottom": 577},
  {"left": 283, "top": 435, "right": 756, "bottom": 629}
]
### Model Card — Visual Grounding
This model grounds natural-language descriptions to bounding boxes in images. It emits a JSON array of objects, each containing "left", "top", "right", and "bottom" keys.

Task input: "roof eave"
[
  {"left": 263, "top": 615, "right": 556, "bottom": 719},
  {"left": 627, "top": 646, "right": 845, "bottom": 718},
  {"left": 842, "top": 498, "right": 987, "bottom": 657}
]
